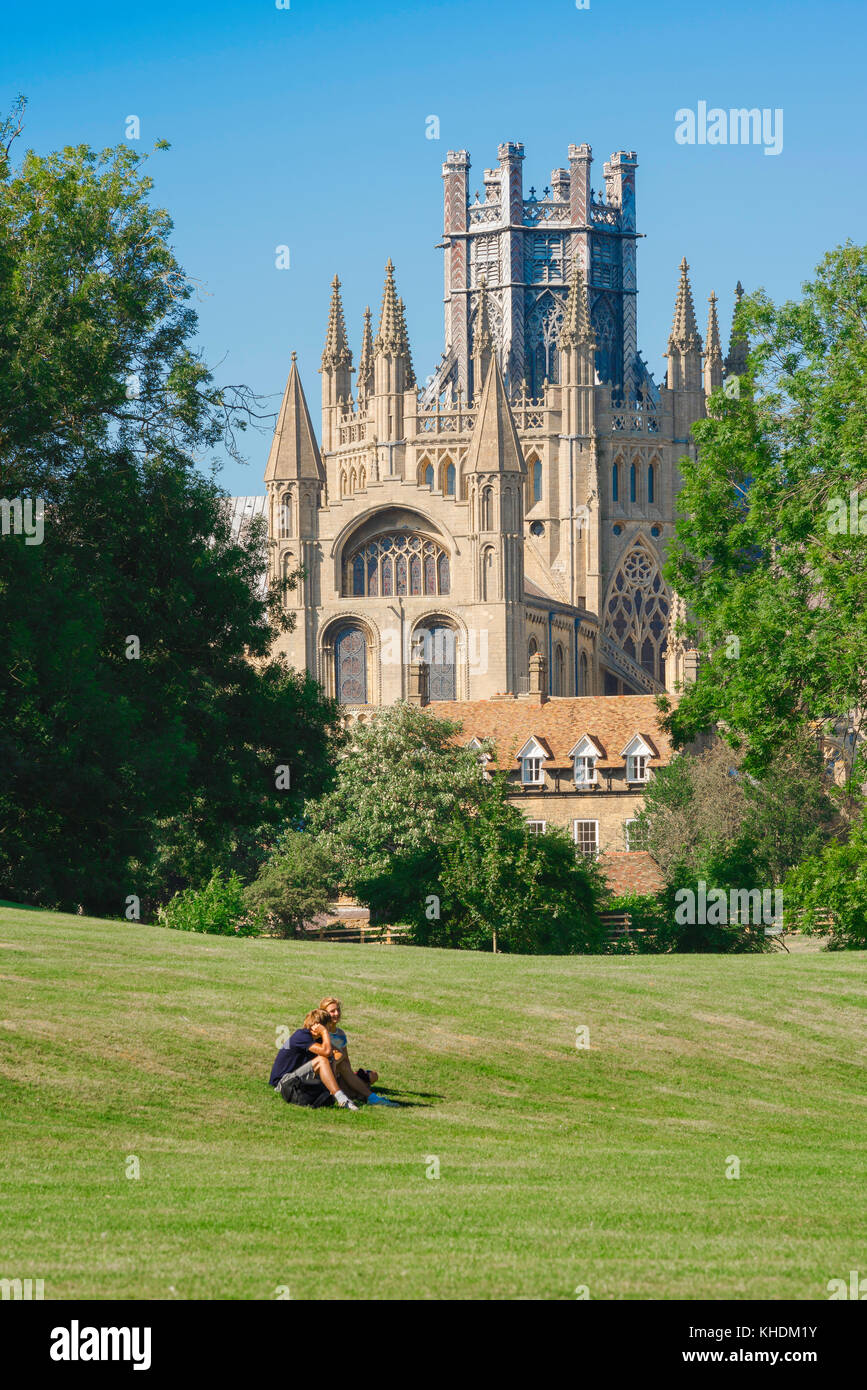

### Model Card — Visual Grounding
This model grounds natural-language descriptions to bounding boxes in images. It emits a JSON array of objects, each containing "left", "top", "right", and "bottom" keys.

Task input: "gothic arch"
[
  {"left": 602, "top": 536, "right": 670, "bottom": 685},
  {"left": 319, "top": 614, "right": 380, "bottom": 707}
]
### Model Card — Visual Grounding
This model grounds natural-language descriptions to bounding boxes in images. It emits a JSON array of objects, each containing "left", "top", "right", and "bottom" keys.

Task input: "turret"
[
  {"left": 320, "top": 275, "right": 353, "bottom": 451},
  {"left": 356, "top": 306, "right": 374, "bottom": 407},
  {"left": 372, "top": 259, "right": 411, "bottom": 468},
  {"left": 664, "top": 258, "right": 705, "bottom": 441},
  {"left": 471, "top": 275, "right": 494, "bottom": 402},
  {"left": 725, "top": 281, "right": 749, "bottom": 378},
  {"left": 558, "top": 257, "right": 596, "bottom": 437},
  {"left": 265, "top": 352, "right": 325, "bottom": 614},
  {"left": 703, "top": 291, "right": 724, "bottom": 396}
]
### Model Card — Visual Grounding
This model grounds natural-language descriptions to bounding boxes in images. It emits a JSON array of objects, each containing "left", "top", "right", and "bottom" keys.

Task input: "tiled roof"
[
  {"left": 432, "top": 694, "right": 676, "bottom": 772},
  {"left": 599, "top": 851, "right": 665, "bottom": 897}
]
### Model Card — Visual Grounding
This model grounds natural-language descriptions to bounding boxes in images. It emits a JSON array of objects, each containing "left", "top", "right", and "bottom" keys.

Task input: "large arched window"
[
  {"left": 648, "top": 462, "right": 655, "bottom": 505},
  {"left": 603, "top": 541, "right": 670, "bottom": 685},
  {"left": 612, "top": 463, "right": 619, "bottom": 503},
  {"left": 334, "top": 626, "right": 367, "bottom": 705},
  {"left": 424, "top": 464, "right": 434, "bottom": 488},
  {"left": 343, "top": 532, "right": 450, "bottom": 597},
  {"left": 630, "top": 463, "right": 637, "bottom": 503},
  {"left": 444, "top": 463, "right": 456, "bottom": 496},
  {"left": 481, "top": 486, "right": 494, "bottom": 531},
  {"left": 533, "top": 460, "right": 542, "bottom": 504}
]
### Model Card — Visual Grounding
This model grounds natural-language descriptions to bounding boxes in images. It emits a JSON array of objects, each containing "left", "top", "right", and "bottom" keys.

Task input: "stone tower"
[{"left": 253, "top": 138, "right": 740, "bottom": 711}]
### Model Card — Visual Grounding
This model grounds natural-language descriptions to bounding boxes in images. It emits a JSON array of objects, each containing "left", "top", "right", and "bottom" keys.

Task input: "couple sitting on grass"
[{"left": 270, "top": 995, "right": 399, "bottom": 1111}]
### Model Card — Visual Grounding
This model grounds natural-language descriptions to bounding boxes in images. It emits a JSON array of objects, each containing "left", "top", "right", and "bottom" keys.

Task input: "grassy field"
[{"left": 0, "top": 905, "right": 864, "bottom": 1301}]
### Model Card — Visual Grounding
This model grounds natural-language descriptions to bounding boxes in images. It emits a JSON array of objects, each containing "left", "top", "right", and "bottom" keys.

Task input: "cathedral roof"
[
  {"left": 265, "top": 354, "right": 325, "bottom": 484},
  {"left": 464, "top": 356, "right": 526, "bottom": 474}
]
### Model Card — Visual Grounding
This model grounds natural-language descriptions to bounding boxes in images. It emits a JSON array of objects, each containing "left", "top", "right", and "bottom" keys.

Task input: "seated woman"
[
  {"left": 269, "top": 1008, "right": 359, "bottom": 1110},
  {"left": 319, "top": 996, "right": 399, "bottom": 1107}
]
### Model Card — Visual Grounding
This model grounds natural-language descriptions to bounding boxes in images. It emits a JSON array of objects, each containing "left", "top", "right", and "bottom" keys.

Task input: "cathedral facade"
[{"left": 257, "top": 139, "right": 745, "bottom": 710}]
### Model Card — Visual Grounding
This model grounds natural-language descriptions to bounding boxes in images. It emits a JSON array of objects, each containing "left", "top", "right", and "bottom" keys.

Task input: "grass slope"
[{"left": 0, "top": 906, "right": 864, "bottom": 1301}]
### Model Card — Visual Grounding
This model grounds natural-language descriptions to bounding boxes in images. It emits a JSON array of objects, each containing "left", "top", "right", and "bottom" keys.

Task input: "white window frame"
[
  {"left": 526, "top": 819, "right": 547, "bottom": 835},
  {"left": 569, "top": 734, "right": 602, "bottom": 787},
  {"left": 624, "top": 818, "right": 644, "bottom": 851},
  {"left": 574, "top": 754, "right": 597, "bottom": 786},
  {"left": 573, "top": 819, "right": 599, "bottom": 857},
  {"left": 622, "top": 734, "right": 654, "bottom": 784},
  {"left": 522, "top": 755, "right": 543, "bottom": 785},
  {"left": 517, "top": 737, "right": 547, "bottom": 786}
]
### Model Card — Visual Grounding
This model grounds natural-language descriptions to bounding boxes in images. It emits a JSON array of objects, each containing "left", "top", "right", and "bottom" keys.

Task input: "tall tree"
[
  {"left": 0, "top": 103, "right": 338, "bottom": 914},
  {"left": 662, "top": 243, "right": 867, "bottom": 799}
]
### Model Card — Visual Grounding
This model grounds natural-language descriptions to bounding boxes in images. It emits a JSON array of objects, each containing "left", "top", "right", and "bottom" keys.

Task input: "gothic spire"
[
  {"left": 465, "top": 356, "right": 526, "bottom": 475},
  {"left": 559, "top": 257, "right": 594, "bottom": 349},
  {"left": 668, "top": 257, "right": 701, "bottom": 349},
  {"left": 265, "top": 353, "right": 325, "bottom": 483},
  {"left": 704, "top": 292, "right": 724, "bottom": 394},
  {"left": 321, "top": 274, "right": 352, "bottom": 373},
  {"left": 397, "top": 296, "right": 416, "bottom": 387},
  {"left": 356, "top": 305, "right": 374, "bottom": 400},
  {"left": 725, "top": 280, "right": 749, "bottom": 376},
  {"left": 374, "top": 258, "right": 402, "bottom": 355}
]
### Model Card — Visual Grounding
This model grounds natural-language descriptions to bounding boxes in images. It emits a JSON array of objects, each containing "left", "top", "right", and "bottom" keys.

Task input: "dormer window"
[
  {"left": 467, "top": 737, "right": 492, "bottom": 781},
  {"left": 622, "top": 734, "right": 654, "bottom": 783},
  {"left": 516, "top": 737, "right": 547, "bottom": 786},
  {"left": 569, "top": 735, "right": 603, "bottom": 787}
]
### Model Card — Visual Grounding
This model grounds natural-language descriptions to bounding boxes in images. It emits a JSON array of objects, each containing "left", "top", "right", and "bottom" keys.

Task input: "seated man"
[
  {"left": 269, "top": 1008, "right": 359, "bottom": 1110},
  {"left": 319, "top": 996, "right": 399, "bottom": 1107}
]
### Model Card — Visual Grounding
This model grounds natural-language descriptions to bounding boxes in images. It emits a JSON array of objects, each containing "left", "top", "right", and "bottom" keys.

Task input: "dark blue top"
[{"left": 269, "top": 1028, "right": 317, "bottom": 1087}]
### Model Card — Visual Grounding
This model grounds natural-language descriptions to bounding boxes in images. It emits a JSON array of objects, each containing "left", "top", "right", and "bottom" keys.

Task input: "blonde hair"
[
  {"left": 319, "top": 996, "right": 342, "bottom": 1016},
  {"left": 303, "top": 1007, "right": 330, "bottom": 1030}
]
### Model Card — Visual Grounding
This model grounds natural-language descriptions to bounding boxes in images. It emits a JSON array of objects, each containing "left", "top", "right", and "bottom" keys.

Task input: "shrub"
[
  {"left": 158, "top": 870, "right": 260, "bottom": 936},
  {"left": 783, "top": 817, "right": 867, "bottom": 948}
]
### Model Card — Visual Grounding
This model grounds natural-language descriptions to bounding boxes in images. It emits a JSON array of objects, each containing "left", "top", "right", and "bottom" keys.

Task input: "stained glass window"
[
  {"left": 533, "top": 460, "right": 542, "bottom": 504},
  {"left": 445, "top": 464, "right": 455, "bottom": 496},
  {"left": 630, "top": 464, "right": 637, "bottom": 502},
  {"left": 648, "top": 463, "right": 655, "bottom": 504},
  {"left": 603, "top": 543, "right": 670, "bottom": 684},
  {"left": 612, "top": 464, "right": 619, "bottom": 502},
  {"left": 343, "top": 532, "right": 451, "bottom": 597}
]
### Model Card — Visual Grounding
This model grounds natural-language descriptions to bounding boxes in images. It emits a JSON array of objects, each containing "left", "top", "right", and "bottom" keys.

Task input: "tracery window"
[
  {"left": 603, "top": 542, "right": 670, "bottom": 685},
  {"left": 343, "top": 532, "right": 450, "bottom": 598}
]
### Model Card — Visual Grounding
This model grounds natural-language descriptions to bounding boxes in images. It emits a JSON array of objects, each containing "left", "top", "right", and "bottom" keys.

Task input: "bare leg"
[
  {"left": 311, "top": 1056, "right": 341, "bottom": 1096},
  {"left": 337, "top": 1056, "right": 371, "bottom": 1099}
]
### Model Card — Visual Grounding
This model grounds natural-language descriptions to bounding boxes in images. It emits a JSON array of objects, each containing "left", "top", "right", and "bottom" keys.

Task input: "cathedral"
[{"left": 247, "top": 138, "right": 746, "bottom": 709}]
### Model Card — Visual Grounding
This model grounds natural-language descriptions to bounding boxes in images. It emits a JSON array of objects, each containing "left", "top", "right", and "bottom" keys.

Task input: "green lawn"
[{"left": 0, "top": 906, "right": 864, "bottom": 1300}]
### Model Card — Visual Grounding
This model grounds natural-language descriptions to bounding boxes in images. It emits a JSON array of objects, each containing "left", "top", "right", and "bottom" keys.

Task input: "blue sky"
[{"left": 4, "top": 0, "right": 864, "bottom": 494}]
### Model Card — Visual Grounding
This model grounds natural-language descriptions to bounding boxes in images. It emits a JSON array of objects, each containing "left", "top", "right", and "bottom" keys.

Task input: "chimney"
[
  {"left": 407, "top": 660, "right": 429, "bottom": 706},
  {"left": 529, "top": 652, "right": 548, "bottom": 702}
]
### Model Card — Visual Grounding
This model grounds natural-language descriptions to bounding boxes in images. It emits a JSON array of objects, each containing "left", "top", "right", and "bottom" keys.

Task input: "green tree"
[
  {"left": 304, "top": 702, "right": 492, "bottom": 925},
  {"left": 431, "top": 796, "right": 604, "bottom": 954},
  {"left": 783, "top": 816, "right": 867, "bottom": 948},
  {"left": 244, "top": 830, "right": 338, "bottom": 937},
  {"left": 0, "top": 104, "right": 338, "bottom": 915},
  {"left": 662, "top": 243, "right": 867, "bottom": 796}
]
